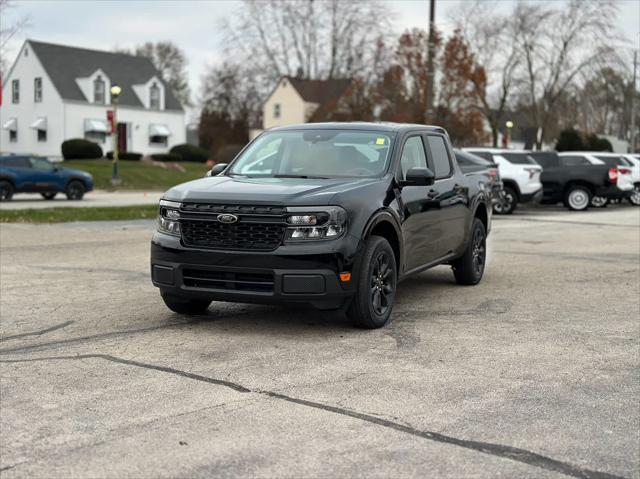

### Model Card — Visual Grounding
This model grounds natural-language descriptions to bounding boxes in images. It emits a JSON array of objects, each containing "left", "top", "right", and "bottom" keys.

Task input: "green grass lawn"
[
  {"left": 64, "top": 159, "right": 209, "bottom": 191},
  {"left": 0, "top": 205, "right": 159, "bottom": 223}
]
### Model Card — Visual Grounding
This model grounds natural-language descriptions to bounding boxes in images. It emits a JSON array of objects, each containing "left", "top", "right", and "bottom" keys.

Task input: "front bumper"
[
  {"left": 150, "top": 232, "right": 360, "bottom": 309},
  {"left": 520, "top": 188, "right": 543, "bottom": 203}
]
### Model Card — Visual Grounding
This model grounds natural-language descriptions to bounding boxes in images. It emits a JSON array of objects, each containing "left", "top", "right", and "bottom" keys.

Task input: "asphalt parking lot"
[{"left": 1, "top": 205, "right": 639, "bottom": 478}]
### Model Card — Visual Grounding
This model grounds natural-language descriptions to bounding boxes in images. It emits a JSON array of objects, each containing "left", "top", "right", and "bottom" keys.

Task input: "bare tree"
[
  {"left": 221, "top": 0, "right": 392, "bottom": 84},
  {"left": 0, "top": 0, "right": 31, "bottom": 75},
  {"left": 449, "top": 0, "right": 521, "bottom": 146},
  {"left": 515, "top": 0, "right": 620, "bottom": 148}
]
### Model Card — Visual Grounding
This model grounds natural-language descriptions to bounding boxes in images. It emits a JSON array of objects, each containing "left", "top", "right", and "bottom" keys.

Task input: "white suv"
[
  {"left": 622, "top": 154, "right": 640, "bottom": 205},
  {"left": 558, "top": 152, "right": 634, "bottom": 207},
  {"left": 463, "top": 148, "right": 542, "bottom": 214}
]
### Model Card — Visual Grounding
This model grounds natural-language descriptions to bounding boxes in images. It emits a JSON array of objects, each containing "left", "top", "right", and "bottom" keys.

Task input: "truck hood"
[{"left": 163, "top": 175, "right": 381, "bottom": 205}]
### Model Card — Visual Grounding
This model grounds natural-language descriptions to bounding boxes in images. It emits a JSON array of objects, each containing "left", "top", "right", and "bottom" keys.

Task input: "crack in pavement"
[
  {"left": 0, "top": 318, "right": 218, "bottom": 355},
  {"left": 0, "top": 354, "right": 625, "bottom": 479},
  {"left": 0, "top": 321, "right": 74, "bottom": 342}
]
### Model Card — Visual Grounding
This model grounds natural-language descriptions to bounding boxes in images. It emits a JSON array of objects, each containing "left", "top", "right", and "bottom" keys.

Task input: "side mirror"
[
  {"left": 210, "top": 163, "right": 228, "bottom": 176},
  {"left": 400, "top": 167, "right": 435, "bottom": 187}
]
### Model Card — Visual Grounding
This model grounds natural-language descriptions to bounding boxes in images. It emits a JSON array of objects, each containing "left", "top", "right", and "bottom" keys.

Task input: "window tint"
[
  {"left": 595, "top": 155, "right": 629, "bottom": 167},
  {"left": 465, "top": 150, "right": 493, "bottom": 161},
  {"left": 1, "top": 157, "right": 30, "bottom": 168},
  {"left": 528, "top": 152, "right": 558, "bottom": 168},
  {"left": 501, "top": 153, "right": 538, "bottom": 165},
  {"left": 30, "top": 158, "right": 54, "bottom": 170},
  {"left": 560, "top": 155, "right": 590, "bottom": 166},
  {"left": 426, "top": 135, "right": 451, "bottom": 178},
  {"left": 400, "top": 136, "right": 427, "bottom": 179},
  {"left": 454, "top": 150, "right": 491, "bottom": 168}
]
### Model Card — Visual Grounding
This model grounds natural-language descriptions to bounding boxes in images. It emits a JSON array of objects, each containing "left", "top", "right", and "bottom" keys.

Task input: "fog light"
[{"left": 291, "top": 228, "right": 308, "bottom": 239}]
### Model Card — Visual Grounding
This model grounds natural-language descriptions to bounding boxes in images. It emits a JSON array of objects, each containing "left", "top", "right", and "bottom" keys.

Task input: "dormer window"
[
  {"left": 150, "top": 82, "right": 160, "bottom": 110},
  {"left": 94, "top": 76, "right": 105, "bottom": 104}
]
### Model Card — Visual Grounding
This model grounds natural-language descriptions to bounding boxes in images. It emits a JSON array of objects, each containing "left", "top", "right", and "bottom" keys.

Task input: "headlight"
[
  {"left": 284, "top": 206, "right": 347, "bottom": 242},
  {"left": 158, "top": 200, "right": 181, "bottom": 236}
]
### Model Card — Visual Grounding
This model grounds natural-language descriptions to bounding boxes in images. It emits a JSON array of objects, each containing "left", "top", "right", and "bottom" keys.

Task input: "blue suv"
[{"left": 0, "top": 155, "right": 93, "bottom": 201}]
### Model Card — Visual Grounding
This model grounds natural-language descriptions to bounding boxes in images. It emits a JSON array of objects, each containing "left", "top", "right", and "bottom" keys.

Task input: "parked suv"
[
  {"left": 622, "top": 154, "right": 640, "bottom": 205},
  {"left": 462, "top": 148, "right": 542, "bottom": 214},
  {"left": 556, "top": 152, "right": 634, "bottom": 207},
  {"left": 151, "top": 123, "right": 492, "bottom": 328},
  {"left": 530, "top": 151, "right": 631, "bottom": 210},
  {"left": 0, "top": 155, "right": 93, "bottom": 201}
]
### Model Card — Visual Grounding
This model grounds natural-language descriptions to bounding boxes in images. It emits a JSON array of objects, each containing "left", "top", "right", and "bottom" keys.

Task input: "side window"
[
  {"left": 30, "top": 158, "right": 54, "bottom": 170},
  {"left": 426, "top": 135, "right": 452, "bottom": 178},
  {"left": 560, "top": 156, "right": 589, "bottom": 166},
  {"left": 12, "top": 79, "right": 20, "bottom": 104},
  {"left": 400, "top": 136, "right": 427, "bottom": 179}
]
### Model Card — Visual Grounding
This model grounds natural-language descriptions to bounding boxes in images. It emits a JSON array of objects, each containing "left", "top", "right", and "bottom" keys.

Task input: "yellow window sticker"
[{"left": 376, "top": 138, "right": 385, "bottom": 145}]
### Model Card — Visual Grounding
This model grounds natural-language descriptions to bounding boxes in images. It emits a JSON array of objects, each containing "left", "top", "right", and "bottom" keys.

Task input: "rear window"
[
  {"left": 465, "top": 150, "right": 493, "bottom": 161},
  {"left": 454, "top": 150, "right": 493, "bottom": 168},
  {"left": 560, "top": 155, "right": 591, "bottom": 166},
  {"left": 595, "top": 155, "right": 630, "bottom": 167},
  {"left": 528, "top": 151, "right": 559, "bottom": 168},
  {"left": 500, "top": 153, "right": 538, "bottom": 165}
]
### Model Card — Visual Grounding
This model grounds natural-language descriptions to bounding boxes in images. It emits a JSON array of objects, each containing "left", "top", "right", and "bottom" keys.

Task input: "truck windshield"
[{"left": 228, "top": 130, "right": 393, "bottom": 178}]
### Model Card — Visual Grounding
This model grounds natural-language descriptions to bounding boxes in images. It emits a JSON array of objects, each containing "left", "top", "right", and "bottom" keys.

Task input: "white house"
[
  {"left": 0, "top": 40, "right": 186, "bottom": 159},
  {"left": 251, "top": 76, "right": 351, "bottom": 139}
]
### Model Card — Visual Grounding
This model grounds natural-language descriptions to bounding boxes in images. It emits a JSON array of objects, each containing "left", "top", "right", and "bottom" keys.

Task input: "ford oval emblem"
[{"left": 217, "top": 213, "right": 238, "bottom": 224}]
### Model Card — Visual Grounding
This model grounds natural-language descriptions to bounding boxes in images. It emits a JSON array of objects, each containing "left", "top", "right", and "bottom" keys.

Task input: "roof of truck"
[{"left": 268, "top": 122, "right": 448, "bottom": 134}]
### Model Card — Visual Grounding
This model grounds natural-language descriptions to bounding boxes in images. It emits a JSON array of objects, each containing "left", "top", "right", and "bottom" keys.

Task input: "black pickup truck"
[
  {"left": 530, "top": 151, "right": 628, "bottom": 211},
  {"left": 151, "top": 123, "right": 492, "bottom": 328}
]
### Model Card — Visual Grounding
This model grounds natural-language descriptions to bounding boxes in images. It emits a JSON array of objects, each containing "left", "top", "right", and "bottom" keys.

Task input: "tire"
[
  {"left": 493, "top": 185, "right": 517, "bottom": 215},
  {"left": 452, "top": 218, "right": 487, "bottom": 285},
  {"left": 0, "top": 180, "right": 14, "bottom": 201},
  {"left": 347, "top": 236, "right": 397, "bottom": 329},
  {"left": 591, "top": 196, "right": 608, "bottom": 208},
  {"left": 41, "top": 192, "right": 57, "bottom": 200},
  {"left": 65, "top": 180, "right": 85, "bottom": 200},
  {"left": 564, "top": 185, "right": 592, "bottom": 211},
  {"left": 629, "top": 185, "right": 640, "bottom": 206},
  {"left": 161, "top": 293, "right": 211, "bottom": 315}
]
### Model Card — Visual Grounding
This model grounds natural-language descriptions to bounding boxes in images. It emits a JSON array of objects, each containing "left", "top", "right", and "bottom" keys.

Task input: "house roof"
[
  {"left": 285, "top": 76, "right": 351, "bottom": 105},
  {"left": 28, "top": 40, "right": 183, "bottom": 111}
]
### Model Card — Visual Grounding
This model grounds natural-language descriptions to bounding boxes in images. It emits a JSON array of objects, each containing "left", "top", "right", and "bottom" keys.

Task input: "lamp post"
[
  {"left": 505, "top": 120, "right": 514, "bottom": 148},
  {"left": 110, "top": 85, "right": 122, "bottom": 186}
]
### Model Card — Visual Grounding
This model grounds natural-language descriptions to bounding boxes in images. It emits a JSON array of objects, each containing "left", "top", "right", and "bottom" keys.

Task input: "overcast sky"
[{"left": 3, "top": 0, "right": 639, "bottom": 116}]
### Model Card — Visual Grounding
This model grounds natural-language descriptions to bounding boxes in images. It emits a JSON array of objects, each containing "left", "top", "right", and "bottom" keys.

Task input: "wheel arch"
[
  {"left": 501, "top": 180, "right": 521, "bottom": 200},
  {"left": 362, "top": 210, "right": 403, "bottom": 274}
]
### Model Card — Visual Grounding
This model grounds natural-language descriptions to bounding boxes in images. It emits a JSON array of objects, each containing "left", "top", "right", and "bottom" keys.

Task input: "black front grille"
[
  {"left": 179, "top": 203, "right": 286, "bottom": 251},
  {"left": 183, "top": 268, "right": 274, "bottom": 293}
]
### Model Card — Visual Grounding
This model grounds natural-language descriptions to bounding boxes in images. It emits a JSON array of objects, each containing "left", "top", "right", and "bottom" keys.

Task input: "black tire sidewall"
[
  {"left": 0, "top": 181, "right": 14, "bottom": 201},
  {"left": 66, "top": 180, "right": 85, "bottom": 200},
  {"left": 349, "top": 236, "right": 397, "bottom": 328},
  {"left": 453, "top": 218, "right": 487, "bottom": 285},
  {"left": 494, "top": 186, "right": 517, "bottom": 215}
]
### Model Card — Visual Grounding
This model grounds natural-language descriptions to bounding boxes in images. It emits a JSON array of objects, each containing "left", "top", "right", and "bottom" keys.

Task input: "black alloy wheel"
[
  {"left": 452, "top": 218, "right": 487, "bottom": 285},
  {"left": 347, "top": 236, "right": 397, "bottom": 329},
  {"left": 0, "top": 180, "right": 14, "bottom": 201},
  {"left": 66, "top": 180, "right": 85, "bottom": 200},
  {"left": 370, "top": 250, "right": 394, "bottom": 316}
]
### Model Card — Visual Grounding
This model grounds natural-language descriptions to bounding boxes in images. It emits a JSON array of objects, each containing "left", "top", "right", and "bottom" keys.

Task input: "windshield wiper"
[{"left": 274, "top": 174, "right": 330, "bottom": 179}]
